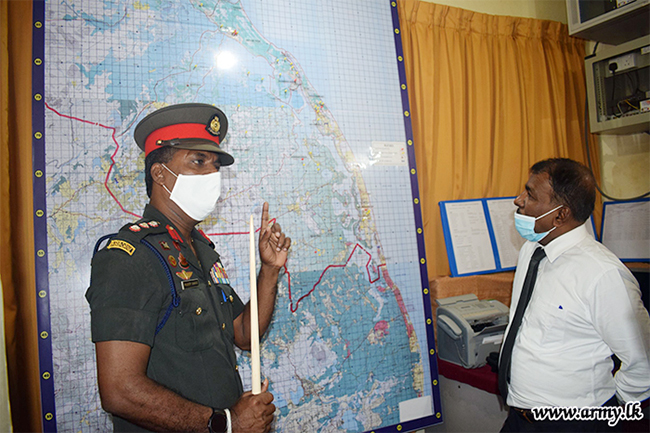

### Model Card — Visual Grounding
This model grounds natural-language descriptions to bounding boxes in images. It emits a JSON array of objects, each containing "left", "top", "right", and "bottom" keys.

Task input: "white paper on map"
[
  {"left": 370, "top": 141, "right": 408, "bottom": 166},
  {"left": 399, "top": 395, "right": 434, "bottom": 422}
]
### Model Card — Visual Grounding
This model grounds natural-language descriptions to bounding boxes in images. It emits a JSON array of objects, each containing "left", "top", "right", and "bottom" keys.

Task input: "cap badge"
[{"left": 206, "top": 114, "right": 221, "bottom": 136}]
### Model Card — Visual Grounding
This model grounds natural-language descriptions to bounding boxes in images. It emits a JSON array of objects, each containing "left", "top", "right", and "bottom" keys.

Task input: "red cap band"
[{"left": 144, "top": 123, "right": 220, "bottom": 156}]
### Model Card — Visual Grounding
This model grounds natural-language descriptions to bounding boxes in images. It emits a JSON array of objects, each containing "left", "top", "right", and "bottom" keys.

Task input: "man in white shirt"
[{"left": 499, "top": 158, "right": 650, "bottom": 432}]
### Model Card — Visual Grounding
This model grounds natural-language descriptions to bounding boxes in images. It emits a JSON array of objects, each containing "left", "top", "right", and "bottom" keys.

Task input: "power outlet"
[{"left": 608, "top": 53, "right": 637, "bottom": 73}]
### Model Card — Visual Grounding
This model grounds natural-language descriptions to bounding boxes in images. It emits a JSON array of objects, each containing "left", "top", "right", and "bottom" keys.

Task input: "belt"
[{"left": 511, "top": 407, "right": 536, "bottom": 423}]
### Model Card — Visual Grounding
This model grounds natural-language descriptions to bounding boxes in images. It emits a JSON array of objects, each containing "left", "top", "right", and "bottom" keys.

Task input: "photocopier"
[{"left": 436, "top": 294, "right": 509, "bottom": 369}]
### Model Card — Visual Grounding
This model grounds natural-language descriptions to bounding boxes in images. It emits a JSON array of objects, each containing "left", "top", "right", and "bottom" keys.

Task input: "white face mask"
[{"left": 162, "top": 164, "right": 221, "bottom": 221}]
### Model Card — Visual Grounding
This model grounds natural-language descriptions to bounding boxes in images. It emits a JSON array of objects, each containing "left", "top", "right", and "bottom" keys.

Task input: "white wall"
[
  {"left": 420, "top": 0, "right": 568, "bottom": 23},
  {"left": 599, "top": 133, "right": 650, "bottom": 200}
]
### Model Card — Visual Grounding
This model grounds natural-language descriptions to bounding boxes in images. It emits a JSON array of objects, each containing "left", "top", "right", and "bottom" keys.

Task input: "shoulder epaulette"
[
  {"left": 97, "top": 219, "right": 168, "bottom": 256},
  {"left": 92, "top": 218, "right": 180, "bottom": 335},
  {"left": 119, "top": 219, "right": 167, "bottom": 239}
]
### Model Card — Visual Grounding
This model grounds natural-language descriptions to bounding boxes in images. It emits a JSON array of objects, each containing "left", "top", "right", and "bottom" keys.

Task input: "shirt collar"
[
  {"left": 538, "top": 223, "right": 589, "bottom": 263},
  {"left": 142, "top": 204, "right": 210, "bottom": 246},
  {"left": 143, "top": 203, "right": 170, "bottom": 224}
]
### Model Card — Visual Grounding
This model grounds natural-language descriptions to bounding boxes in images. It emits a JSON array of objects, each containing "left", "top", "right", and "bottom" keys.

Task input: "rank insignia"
[
  {"left": 178, "top": 252, "right": 189, "bottom": 269},
  {"left": 210, "top": 261, "right": 230, "bottom": 285},
  {"left": 107, "top": 239, "right": 135, "bottom": 255},
  {"left": 176, "top": 270, "right": 193, "bottom": 280},
  {"left": 166, "top": 224, "right": 183, "bottom": 243},
  {"left": 139, "top": 222, "right": 150, "bottom": 229},
  {"left": 167, "top": 255, "right": 177, "bottom": 267},
  {"left": 206, "top": 114, "right": 221, "bottom": 136},
  {"left": 149, "top": 220, "right": 160, "bottom": 227},
  {"left": 198, "top": 229, "right": 211, "bottom": 242},
  {"left": 129, "top": 225, "right": 141, "bottom": 232},
  {"left": 198, "top": 229, "right": 214, "bottom": 248},
  {"left": 159, "top": 241, "right": 170, "bottom": 250}
]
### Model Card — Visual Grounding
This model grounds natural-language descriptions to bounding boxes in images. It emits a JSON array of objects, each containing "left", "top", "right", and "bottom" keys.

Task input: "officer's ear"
[{"left": 151, "top": 163, "right": 166, "bottom": 186}]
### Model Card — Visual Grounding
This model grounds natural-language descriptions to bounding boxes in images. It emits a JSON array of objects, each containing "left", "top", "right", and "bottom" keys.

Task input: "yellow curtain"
[
  {"left": 0, "top": 1, "right": 41, "bottom": 431},
  {"left": 398, "top": 0, "right": 601, "bottom": 278}
]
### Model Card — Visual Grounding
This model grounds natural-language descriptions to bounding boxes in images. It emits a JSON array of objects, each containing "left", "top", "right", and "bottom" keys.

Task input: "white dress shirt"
[{"left": 505, "top": 223, "right": 650, "bottom": 409}]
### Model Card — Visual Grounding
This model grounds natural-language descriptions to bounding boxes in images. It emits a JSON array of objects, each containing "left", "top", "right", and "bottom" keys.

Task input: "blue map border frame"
[
  {"left": 384, "top": 1, "right": 443, "bottom": 432},
  {"left": 29, "top": 0, "right": 443, "bottom": 431},
  {"left": 31, "top": 0, "right": 58, "bottom": 431}
]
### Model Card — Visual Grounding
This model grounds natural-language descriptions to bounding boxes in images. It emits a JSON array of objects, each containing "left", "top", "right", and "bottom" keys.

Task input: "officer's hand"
[
  {"left": 259, "top": 202, "right": 291, "bottom": 269},
  {"left": 231, "top": 378, "right": 275, "bottom": 433}
]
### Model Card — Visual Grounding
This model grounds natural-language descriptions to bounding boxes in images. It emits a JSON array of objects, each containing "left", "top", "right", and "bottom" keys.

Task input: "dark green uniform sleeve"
[
  {"left": 220, "top": 283, "right": 245, "bottom": 320},
  {"left": 86, "top": 242, "right": 169, "bottom": 346}
]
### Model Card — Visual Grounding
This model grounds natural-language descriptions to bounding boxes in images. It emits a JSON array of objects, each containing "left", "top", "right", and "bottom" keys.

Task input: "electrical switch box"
[{"left": 586, "top": 36, "right": 650, "bottom": 134}]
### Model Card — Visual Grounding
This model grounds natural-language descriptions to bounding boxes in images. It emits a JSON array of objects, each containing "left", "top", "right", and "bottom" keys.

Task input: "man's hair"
[
  {"left": 144, "top": 146, "right": 178, "bottom": 198},
  {"left": 530, "top": 158, "right": 596, "bottom": 223}
]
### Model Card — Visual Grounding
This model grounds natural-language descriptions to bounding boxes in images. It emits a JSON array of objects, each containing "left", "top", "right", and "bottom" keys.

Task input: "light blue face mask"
[{"left": 514, "top": 205, "right": 563, "bottom": 242}]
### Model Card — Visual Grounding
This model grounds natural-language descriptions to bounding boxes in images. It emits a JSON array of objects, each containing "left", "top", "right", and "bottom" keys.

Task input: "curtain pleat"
[
  {"left": 398, "top": 0, "right": 601, "bottom": 278},
  {"left": 1, "top": 1, "right": 42, "bottom": 431}
]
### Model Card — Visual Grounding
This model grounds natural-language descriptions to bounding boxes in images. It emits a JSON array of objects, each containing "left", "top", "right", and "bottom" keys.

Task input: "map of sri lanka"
[
  {"left": 42, "top": 0, "right": 433, "bottom": 430},
  {"left": 190, "top": 0, "right": 423, "bottom": 395}
]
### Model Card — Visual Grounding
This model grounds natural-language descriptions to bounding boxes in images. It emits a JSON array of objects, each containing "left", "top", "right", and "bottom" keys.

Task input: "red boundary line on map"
[
  {"left": 207, "top": 225, "right": 385, "bottom": 314},
  {"left": 287, "top": 243, "right": 385, "bottom": 313},
  {"left": 45, "top": 102, "right": 141, "bottom": 219},
  {"left": 45, "top": 103, "right": 384, "bottom": 315}
]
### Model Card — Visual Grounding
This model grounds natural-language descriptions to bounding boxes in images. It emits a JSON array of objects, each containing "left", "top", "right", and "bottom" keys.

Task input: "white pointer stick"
[{"left": 250, "top": 214, "right": 261, "bottom": 395}]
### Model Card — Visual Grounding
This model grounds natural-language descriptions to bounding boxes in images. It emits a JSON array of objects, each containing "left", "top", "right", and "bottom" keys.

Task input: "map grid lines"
[{"left": 32, "top": 0, "right": 442, "bottom": 431}]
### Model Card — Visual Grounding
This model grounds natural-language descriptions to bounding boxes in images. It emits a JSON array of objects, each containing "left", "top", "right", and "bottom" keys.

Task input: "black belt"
[{"left": 511, "top": 407, "right": 536, "bottom": 423}]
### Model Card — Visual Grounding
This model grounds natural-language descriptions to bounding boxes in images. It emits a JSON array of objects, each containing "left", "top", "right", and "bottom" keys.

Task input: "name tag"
[{"left": 181, "top": 279, "right": 200, "bottom": 290}]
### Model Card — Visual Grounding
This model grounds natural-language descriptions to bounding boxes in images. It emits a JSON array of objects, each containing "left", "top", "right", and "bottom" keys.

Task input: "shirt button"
[{"left": 195, "top": 307, "right": 202, "bottom": 315}]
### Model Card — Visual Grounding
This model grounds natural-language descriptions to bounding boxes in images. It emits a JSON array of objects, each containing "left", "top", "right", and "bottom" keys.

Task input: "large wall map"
[{"left": 32, "top": 0, "right": 440, "bottom": 431}]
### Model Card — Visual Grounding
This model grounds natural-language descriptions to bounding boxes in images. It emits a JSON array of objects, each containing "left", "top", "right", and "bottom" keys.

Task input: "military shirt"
[{"left": 86, "top": 205, "right": 245, "bottom": 432}]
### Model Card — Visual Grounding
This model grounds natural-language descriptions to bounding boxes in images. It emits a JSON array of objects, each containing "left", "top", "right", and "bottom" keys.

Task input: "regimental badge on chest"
[{"left": 210, "top": 261, "right": 230, "bottom": 285}]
